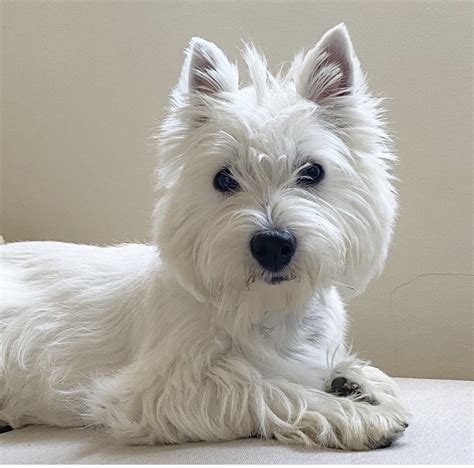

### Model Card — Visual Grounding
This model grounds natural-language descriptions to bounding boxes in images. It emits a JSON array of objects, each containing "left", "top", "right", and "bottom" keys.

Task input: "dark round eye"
[
  {"left": 213, "top": 168, "right": 240, "bottom": 193},
  {"left": 297, "top": 163, "right": 325, "bottom": 186}
]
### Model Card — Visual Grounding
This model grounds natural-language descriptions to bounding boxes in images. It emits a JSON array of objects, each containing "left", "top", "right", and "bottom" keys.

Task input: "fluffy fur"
[{"left": 0, "top": 24, "right": 410, "bottom": 450}]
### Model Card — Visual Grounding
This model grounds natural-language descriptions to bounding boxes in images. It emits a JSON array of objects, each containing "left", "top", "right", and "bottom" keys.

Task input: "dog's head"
[{"left": 153, "top": 25, "right": 397, "bottom": 318}]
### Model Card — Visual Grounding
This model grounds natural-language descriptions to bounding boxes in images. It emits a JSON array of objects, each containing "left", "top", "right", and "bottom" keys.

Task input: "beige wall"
[{"left": 1, "top": 0, "right": 472, "bottom": 379}]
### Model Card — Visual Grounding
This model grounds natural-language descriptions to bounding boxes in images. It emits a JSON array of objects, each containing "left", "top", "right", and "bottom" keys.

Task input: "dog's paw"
[
  {"left": 327, "top": 374, "right": 377, "bottom": 405},
  {"left": 276, "top": 397, "right": 410, "bottom": 451},
  {"left": 331, "top": 396, "right": 411, "bottom": 451},
  {"left": 373, "top": 422, "right": 410, "bottom": 449},
  {"left": 330, "top": 376, "right": 362, "bottom": 398},
  {"left": 326, "top": 358, "right": 400, "bottom": 405}
]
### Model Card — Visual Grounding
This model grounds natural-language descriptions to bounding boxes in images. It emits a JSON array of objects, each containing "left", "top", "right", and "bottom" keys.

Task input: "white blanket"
[{"left": 1, "top": 378, "right": 473, "bottom": 464}]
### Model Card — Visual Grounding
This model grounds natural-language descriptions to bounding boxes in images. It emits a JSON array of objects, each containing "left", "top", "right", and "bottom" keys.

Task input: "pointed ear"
[
  {"left": 295, "top": 24, "right": 360, "bottom": 103},
  {"left": 181, "top": 37, "right": 238, "bottom": 97}
]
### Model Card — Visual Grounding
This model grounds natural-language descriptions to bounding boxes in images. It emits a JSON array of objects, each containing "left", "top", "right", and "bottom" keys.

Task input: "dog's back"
[{"left": 0, "top": 241, "right": 156, "bottom": 427}]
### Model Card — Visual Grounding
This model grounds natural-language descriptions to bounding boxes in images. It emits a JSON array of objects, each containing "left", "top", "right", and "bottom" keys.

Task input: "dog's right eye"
[{"left": 213, "top": 168, "right": 240, "bottom": 193}]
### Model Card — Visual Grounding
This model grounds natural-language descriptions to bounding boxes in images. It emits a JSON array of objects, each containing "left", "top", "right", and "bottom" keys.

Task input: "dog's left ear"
[
  {"left": 181, "top": 37, "right": 239, "bottom": 97},
  {"left": 295, "top": 24, "right": 362, "bottom": 103}
]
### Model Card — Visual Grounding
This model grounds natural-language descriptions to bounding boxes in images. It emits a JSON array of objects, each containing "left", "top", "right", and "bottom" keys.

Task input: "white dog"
[{"left": 0, "top": 24, "right": 410, "bottom": 450}]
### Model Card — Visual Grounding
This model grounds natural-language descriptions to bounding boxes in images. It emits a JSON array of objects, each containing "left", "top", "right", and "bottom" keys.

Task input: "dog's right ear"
[{"left": 179, "top": 37, "right": 239, "bottom": 98}]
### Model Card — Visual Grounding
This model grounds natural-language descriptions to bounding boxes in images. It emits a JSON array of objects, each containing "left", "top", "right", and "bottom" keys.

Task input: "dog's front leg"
[{"left": 88, "top": 355, "right": 409, "bottom": 450}]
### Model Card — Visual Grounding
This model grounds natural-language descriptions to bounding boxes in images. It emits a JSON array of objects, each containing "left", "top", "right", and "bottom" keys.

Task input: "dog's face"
[{"left": 154, "top": 25, "right": 397, "bottom": 315}]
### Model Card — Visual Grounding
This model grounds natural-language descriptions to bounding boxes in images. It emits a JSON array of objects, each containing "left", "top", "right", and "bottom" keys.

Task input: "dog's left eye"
[
  {"left": 213, "top": 168, "right": 240, "bottom": 193},
  {"left": 297, "top": 163, "right": 325, "bottom": 186}
]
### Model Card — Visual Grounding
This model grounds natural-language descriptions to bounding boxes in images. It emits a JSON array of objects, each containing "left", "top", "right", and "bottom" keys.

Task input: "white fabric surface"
[{"left": 1, "top": 378, "right": 473, "bottom": 464}]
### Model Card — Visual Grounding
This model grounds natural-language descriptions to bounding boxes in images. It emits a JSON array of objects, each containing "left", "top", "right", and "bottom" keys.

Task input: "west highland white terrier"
[{"left": 0, "top": 24, "right": 410, "bottom": 450}]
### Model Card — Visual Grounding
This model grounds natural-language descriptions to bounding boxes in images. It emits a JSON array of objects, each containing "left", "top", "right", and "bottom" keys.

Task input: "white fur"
[{"left": 0, "top": 24, "right": 410, "bottom": 450}]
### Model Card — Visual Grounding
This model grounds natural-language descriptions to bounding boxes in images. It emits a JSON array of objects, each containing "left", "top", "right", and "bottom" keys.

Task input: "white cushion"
[{"left": 1, "top": 378, "right": 473, "bottom": 464}]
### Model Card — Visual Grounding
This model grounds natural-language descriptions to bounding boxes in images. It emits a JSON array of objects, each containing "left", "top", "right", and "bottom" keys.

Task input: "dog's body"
[{"left": 0, "top": 25, "right": 410, "bottom": 450}]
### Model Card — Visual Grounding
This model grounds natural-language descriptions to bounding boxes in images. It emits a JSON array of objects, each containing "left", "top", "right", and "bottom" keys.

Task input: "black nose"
[{"left": 250, "top": 230, "right": 296, "bottom": 272}]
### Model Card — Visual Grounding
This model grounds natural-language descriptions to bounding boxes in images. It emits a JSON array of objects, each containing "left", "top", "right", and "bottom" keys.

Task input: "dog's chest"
[{"left": 229, "top": 303, "right": 341, "bottom": 387}]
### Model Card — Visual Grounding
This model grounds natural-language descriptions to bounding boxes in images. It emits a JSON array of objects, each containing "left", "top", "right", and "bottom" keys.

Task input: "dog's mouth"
[
  {"left": 247, "top": 269, "right": 297, "bottom": 287},
  {"left": 264, "top": 274, "right": 294, "bottom": 285}
]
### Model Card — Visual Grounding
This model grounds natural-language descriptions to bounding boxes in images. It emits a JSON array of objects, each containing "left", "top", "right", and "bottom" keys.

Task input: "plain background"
[{"left": 1, "top": 0, "right": 472, "bottom": 380}]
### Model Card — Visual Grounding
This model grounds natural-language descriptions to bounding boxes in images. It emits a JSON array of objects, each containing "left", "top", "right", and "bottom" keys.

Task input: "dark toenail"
[
  {"left": 0, "top": 425, "right": 13, "bottom": 434},
  {"left": 331, "top": 377, "right": 347, "bottom": 391},
  {"left": 379, "top": 439, "right": 393, "bottom": 449},
  {"left": 404, "top": 423, "right": 409, "bottom": 428}
]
